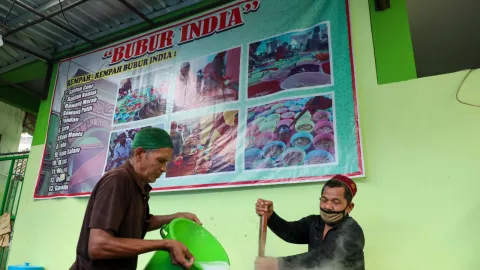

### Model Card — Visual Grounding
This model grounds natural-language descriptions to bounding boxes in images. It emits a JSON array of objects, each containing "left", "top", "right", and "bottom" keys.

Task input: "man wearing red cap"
[{"left": 255, "top": 175, "right": 364, "bottom": 270}]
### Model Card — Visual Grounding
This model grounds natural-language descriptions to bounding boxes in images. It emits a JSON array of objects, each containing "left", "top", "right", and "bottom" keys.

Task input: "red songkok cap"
[{"left": 331, "top": 174, "right": 357, "bottom": 198}]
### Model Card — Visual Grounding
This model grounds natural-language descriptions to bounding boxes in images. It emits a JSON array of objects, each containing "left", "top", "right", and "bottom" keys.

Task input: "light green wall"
[{"left": 7, "top": 0, "right": 480, "bottom": 269}]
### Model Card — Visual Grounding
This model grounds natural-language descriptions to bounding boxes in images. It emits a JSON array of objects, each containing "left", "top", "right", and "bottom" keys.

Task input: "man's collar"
[{"left": 122, "top": 160, "right": 152, "bottom": 196}]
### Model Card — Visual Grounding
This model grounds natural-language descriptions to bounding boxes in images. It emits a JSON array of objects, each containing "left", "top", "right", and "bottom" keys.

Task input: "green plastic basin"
[{"left": 145, "top": 218, "right": 230, "bottom": 270}]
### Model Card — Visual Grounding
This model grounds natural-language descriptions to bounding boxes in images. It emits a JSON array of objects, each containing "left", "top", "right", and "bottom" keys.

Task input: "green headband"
[{"left": 131, "top": 127, "right": 173, "bottom": 149}]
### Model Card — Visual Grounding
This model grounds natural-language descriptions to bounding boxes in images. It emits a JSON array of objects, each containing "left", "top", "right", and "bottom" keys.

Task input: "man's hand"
[
  {"left": 305, "top": 96, "right": 332, "bottom": 114},
  {"left": 175, "top": 212, "right": 202, "bottom": 225},
  {"left": 256, "top": 199, "right": 274, "bottom": 219},
  {"left": 167, "top": 240, "right": 195, "bottom": 269},
  {"left": 255, "top": 257, "right": 279, "bottom": 270}
]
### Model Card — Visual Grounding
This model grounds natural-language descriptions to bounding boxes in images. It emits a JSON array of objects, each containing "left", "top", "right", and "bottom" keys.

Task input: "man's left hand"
[
  {"left": 175, "top": 212, "right": 202, "bottom": 225},
  {"left": 255, "top": 257, "right": 279, "bottom": 270}
]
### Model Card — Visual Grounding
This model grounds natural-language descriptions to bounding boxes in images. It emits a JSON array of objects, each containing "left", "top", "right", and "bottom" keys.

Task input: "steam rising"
[{"left": 278, "top": 225, "right": 365, "bottom": 270}]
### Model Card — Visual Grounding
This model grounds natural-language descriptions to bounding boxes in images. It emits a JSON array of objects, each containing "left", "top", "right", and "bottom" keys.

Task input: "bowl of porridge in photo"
[
  {"left": 262, "top": 141, "right": 286, "bottom": 160},
  {"left": 314, "top": 121, "right": 334, "bottom": 135},
  {"left": 313, "top": 133, "right": 335, "bottom": 154},
  {"left": 245, "top": 148, "right": 263, "bottom": 170},
  {"left": 275, "top": 107, "right": 288, "bottom": 114},
  {"left": 313, "top": 111, "right": 331, "bottom": 122},
  {"left": 271, "top": 103, "right": 284, "bottom": 111},
  {"left": 266, "top": 113, "right": 281, "bottom": 124},
  {"left": 281, "top": 147, "right": 306, "bottom": 167},
  {"left": 305, "top": 149, "right": 334, "bottom": 165},
  {"left": 252, "top": 116, "right": 266, "bottom": 126},
  {"left": 290, "top": 131, "right": 314, "bottom": 151},
  {"left": 280, "top": 111, "right": 295, "bottom": 120},
  {"left": 295, "top": 119, "right": 315, "bottom": 134}
]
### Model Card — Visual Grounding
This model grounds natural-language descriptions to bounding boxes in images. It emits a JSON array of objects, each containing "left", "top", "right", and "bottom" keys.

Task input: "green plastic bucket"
[{"left": 145, "top": 218, "right": 230, "bottom": 270}]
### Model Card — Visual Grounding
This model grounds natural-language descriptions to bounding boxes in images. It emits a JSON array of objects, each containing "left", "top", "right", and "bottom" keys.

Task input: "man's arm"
[
  {"left": 148, "top": 213, "right": 202, "bottom": 231},
  {"left": 148, "top": 214, "right": 177, "bottom": 231},
  {"left": 88, "top": 228, "right": 173, "bottom": 259},
  {"left": 89, "top": 229, "right": 195, "bottom": 269},
  {"left": 88, "top": 175, "right": 166, "bottom": 259},
  {"left": 267, "top": 212, "right": 311, "bottom": 244},
  {"left": 87, "top": 176, "right": 195, "bottom": 268},
  {"left": 277, "top": 223, "right": 365, "bottom": 270},
  {"left": 112, "top": 148, "right": 124, "bottom": 164}
]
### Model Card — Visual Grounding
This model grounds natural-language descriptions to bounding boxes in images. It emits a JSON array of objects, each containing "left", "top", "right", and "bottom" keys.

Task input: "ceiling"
[
  {"left": 0, "top": 0, "right": 225, "bottom": 74},
  {"left": 406, "top": 0, "right": 480, "bottom": 78},
  {"left": 0, "top": 0, "right": 230, "bottom": 114}
]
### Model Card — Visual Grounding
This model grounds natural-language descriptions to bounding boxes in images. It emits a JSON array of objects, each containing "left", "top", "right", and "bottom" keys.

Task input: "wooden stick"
[
  {"left": 289, "top": 107, "right": 308, "bottom": 129},
  {"left": 258, "top": 215, "right": 268, "bottom": 257}
]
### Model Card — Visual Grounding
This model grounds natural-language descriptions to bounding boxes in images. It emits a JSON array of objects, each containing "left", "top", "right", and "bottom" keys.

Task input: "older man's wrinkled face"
[{"left": 136, "top": 148, "right": 173, "bottom": 183}]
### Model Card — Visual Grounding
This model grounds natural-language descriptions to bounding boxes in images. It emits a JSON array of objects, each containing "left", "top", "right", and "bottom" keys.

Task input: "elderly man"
[
  {"left": 255, "top": 175, "right": 365, "bottom": 270},
  {"left": 175, "top": 62, "right": 195, "bottom": 111},
  {"left": 170, "top": 122, "right": 183, "bottom": 160},
  {"left": 111, "top": 131, "right": 131, "bottom": 169},
  {"left": 71, "top": 127, "right": 201, "bottom": 270}
]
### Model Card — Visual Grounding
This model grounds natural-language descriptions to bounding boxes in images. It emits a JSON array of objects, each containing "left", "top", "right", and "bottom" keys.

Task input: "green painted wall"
[
  {"left": 369, "top": 0, "right": 417, "bottom": 84},
  {"left": 30, "top": 64, "right": 57, "bottom": 146},
  {"left": 0, "top": 86, "right": 40, "bottom": 115},
  {"left": 7, "top": 0, "right": 480, "bottom": 269},
  {"left": 0, "top": 61, "right": 49, "bottom": 114},
  {"left": 0, "top": 62, "right": 48, "bottom": 83}
]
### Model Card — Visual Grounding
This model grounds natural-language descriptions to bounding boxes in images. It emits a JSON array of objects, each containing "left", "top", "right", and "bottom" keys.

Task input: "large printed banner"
[{"left": 34, "top": 0, "right": 363, "bottom": 199}]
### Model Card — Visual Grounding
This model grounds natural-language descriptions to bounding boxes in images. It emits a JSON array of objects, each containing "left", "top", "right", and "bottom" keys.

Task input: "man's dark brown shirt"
[{"left": 71, "top": 161, "right": 152, "bottom": 270}]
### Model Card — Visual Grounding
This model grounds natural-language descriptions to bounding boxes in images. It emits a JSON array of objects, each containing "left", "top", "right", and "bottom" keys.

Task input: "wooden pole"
[{"left": 258, "top": 215, "right": 268, "bottom": 257}]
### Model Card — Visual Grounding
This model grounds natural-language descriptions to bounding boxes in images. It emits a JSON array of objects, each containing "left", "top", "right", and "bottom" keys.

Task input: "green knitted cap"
[{"left": 131, "top": 127, "right": 173, "bottom": 149}]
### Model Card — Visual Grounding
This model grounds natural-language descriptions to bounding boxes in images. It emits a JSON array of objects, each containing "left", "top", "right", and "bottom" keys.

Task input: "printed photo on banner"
[
  {"left": 245, "top": 93, "right": 336, "bottom": 170},
  {"left": 167, "top": 110, "right": 238, "bottom": 178},
  {"left": 113, "top": 67, "right": 171, "bottom": 125},
  {"left": 104, "top": 124, "right": 164, "bottom": 173},
  {"left": 173, "top": 47, "right": 241, "bottom": 112},
  {"left": 247, "top": 22, "right": 332, "bottom": 99}
]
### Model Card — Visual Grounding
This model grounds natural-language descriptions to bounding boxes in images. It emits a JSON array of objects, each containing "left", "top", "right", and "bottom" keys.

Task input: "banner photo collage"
[{"left": 34, "top": 0, "right": 364, "bottom": 199}]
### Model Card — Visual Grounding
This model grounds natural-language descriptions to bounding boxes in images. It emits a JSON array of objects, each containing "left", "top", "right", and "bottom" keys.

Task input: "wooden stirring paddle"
[{"left": 258, "top": 215, "right": 268, "bottom": 257}]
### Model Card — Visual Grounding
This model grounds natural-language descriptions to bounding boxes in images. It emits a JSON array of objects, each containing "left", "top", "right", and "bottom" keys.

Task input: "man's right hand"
[
  {"left": 256, "top": 198, "right": 274, "bottom": 219},
  {"left": 167, "top": 240, "right": 194, "bottom": 269}
]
